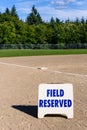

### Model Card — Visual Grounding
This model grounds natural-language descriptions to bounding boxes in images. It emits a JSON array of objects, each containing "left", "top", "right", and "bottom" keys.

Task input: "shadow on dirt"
[{"left": 12, "top": 105, "right": 38, "bottom": 118}]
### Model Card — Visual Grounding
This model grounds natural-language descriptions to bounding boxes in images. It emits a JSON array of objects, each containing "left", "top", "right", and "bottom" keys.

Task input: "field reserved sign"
[{"left": 38, "top": 84, "right": 73, "bottom": 118}]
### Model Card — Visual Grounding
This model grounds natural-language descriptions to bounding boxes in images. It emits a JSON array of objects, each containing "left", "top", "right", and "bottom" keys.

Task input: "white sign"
[{"left": 38, "top": 84, "right": 73, "bottom": 118}]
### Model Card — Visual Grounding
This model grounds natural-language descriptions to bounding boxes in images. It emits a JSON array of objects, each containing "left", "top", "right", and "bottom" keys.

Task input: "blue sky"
[{"left": 0, "top": 0, "right": 87, "bottom": 21}]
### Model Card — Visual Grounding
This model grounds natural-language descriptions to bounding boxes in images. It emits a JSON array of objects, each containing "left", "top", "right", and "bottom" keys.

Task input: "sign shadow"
[{"left": 12, "top": 105, "right": 38, "bottom": 118}]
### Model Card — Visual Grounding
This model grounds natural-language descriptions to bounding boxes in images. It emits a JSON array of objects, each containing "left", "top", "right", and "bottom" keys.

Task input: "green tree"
[
  {"left": 50, "top": 17, "right": 55, "bottom": 24},
  {"left": 5, "top": 8, "right": 10, "bottom": 15},
  {"left": 79, "top": 23, "right": 87, "bottom": 44},
  {"left": 34, "top": 24, "right": 47, "bottom": 45},
  {"left": 26, "top": 5, "right": 42, "bottom": 25},
  {"left": 26, "top": 25, "right": 37, "bottom": 44},
  {"left": 56, "top": 18, "right": 61, "bottom": 24},
  {"left": 0, "top": 21, "right": 16, "bottom": 44},
  {"left": 81, "top": 17, "right": 85, "bottom": 24},
  {"left": 11, "top": 5, "right": 19, "bottom": 19}
]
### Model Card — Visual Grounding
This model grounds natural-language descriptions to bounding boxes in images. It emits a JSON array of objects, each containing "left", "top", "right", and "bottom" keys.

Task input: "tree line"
[{"left": 0, "top": 5, "right": 87, "bottom": 49}]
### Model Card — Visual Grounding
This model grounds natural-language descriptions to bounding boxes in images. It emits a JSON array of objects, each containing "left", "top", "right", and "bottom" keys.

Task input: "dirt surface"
[{"left": 0, "top": 55, "right": 87, "bottom": 130}]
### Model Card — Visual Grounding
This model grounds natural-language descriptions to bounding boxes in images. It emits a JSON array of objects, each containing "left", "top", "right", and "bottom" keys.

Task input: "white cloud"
[
  {"left": 58, "top": 9, "right": 87, "bottom": 20},
  {"left": 17, "top": 7, "right": 30, "bottom": 14},
  {"left": 0, "top": 6, "right": 6, "bottom": 12},
  {"left": 67, "top": 0, "right": 76, "bottom": 2},
  {"left": 76, "top": 1, "right": 85, "bottom": 6},
  {"left": 51, "top": 0, "right": 79, "bottom": 9},
  {"left": 38, "top": 5, "right": 87, "bottom": 21}
]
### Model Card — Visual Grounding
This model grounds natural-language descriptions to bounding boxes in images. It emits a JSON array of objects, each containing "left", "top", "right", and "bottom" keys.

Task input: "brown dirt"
[{"left": 0, "top": 55, "right": 87, "bottom": 130}]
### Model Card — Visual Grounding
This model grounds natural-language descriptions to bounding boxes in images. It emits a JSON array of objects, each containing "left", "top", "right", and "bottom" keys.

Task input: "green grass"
[{"left": 0, "top": 49, "right": 87, "bottom": 57}]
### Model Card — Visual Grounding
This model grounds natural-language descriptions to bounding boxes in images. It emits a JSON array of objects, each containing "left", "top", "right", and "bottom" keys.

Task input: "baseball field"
[{"left": 0, "top": 52, "right": 87, "bottom": 130}]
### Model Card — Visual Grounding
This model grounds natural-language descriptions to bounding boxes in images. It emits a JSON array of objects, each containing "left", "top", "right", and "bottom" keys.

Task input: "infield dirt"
[{"left": 0, "top": 55, "right": 87, "bottom": 130}]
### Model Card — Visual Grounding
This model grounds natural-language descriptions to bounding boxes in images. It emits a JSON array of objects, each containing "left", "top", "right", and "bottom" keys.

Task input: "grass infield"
[{"left": 0, "top": 49, "right": 87, "bottom": 57}]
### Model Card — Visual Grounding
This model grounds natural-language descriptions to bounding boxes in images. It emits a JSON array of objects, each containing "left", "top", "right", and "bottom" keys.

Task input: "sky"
[{"left": 0, "top": 0, "right": 87, "bottom": 21}]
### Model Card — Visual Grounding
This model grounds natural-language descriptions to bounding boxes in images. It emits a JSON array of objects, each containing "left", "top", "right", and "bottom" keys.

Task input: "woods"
[{"left": 0, "top": 5, "right": 87, "bottom": 49}]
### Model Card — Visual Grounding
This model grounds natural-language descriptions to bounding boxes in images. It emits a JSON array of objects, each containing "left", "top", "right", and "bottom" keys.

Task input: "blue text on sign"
[{"left": 47, "top": 89, "right": 64, "bottom": 97}]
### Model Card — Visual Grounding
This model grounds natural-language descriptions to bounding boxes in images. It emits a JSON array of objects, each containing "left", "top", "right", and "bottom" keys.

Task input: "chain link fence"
[{"left": 0, "top": 43, "right": 87, "bottom": 49}]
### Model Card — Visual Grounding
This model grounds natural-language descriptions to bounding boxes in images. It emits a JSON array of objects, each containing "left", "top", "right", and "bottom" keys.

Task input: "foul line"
[
  {"left": 0, "top": 61, "right": 87, "bottom": 78},
  {"left": 0, "top": 61, "right": 37, "bottom": 70},
  {"left": 47, "top": 70, "right": 87, "bottom": 77}
]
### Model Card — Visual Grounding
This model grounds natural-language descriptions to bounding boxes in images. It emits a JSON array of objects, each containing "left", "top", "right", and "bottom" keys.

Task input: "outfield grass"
[{"left": 0, "top": 49, "right": 87, "bottom": 57}]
